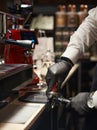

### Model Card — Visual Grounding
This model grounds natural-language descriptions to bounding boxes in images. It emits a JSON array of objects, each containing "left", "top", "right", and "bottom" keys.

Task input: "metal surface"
[{"left": 0, "top": 64, "right": 32, "bottom": 93}]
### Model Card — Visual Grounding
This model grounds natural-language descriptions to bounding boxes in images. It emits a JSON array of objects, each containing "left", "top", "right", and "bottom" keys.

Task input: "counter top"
[
  {"left": 0, "top": 63, "right": 79, "bottom": 130},
  {"left": 0, "top": 99, "right": 46, "bottom": 130}
]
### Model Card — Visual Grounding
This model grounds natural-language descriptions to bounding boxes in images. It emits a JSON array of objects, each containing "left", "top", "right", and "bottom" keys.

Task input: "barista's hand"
[
  {"left": 45, "top": 57, "right": 73, "bottom": 95},
  {"left": 67, "top": 92, "right": 95, "bottom": 115}
]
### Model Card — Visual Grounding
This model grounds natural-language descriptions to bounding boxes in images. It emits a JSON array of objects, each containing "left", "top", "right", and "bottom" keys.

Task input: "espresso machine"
[{"left": 0, "top": 29, "right": 39, "bottom": 108}]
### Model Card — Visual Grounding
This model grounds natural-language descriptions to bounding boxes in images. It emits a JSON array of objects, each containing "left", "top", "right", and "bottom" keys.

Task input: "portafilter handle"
[{"left": 47, "top": 91, "right": 70, "bottom": 109}]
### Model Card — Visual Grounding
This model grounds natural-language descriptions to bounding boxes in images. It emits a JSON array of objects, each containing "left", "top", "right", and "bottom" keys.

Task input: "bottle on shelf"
[
  {"left": 55, "top": 5, "right": 67, "bottom": 27},
  {"left": 67, "top": 4, "right": 78, "bottom": 28},
  {"left": 78, "top": 4, "right": 88, "bottom": 25}
]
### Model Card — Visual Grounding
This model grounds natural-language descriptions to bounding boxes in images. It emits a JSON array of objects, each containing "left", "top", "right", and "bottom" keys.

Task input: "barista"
[{"left": 46, "top": 6, "right": 97, "bottom": 130}]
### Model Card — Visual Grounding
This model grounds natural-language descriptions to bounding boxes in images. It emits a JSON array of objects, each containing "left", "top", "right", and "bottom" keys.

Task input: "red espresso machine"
[
  {"left": 4, "top": 29, "right": 38, "bottom": 64},
  {"left": 3, "top": 29, "right": 39, "bottom": 84}
]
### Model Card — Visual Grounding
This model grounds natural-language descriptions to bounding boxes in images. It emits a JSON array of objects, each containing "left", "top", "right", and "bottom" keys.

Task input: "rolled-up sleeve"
[
  {"left": 62, "top": 7, "right": 97, "bottom": 64},
  {"left": 93, "top": 91, "right": 97, "bottom": 108}
]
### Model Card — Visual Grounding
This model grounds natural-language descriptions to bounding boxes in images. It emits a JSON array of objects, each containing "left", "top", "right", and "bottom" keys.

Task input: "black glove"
[
  {"left": 45, "top": 57, "right": 73, "bottom": 94},
  {"left": 66, "top": 92, "right": 92, "bottom": 115}
]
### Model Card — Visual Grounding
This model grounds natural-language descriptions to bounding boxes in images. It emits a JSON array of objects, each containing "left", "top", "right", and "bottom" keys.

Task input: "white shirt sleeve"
[
  {"left": 61, "top": 6, "right": 97, "bottom": 64},
  {"left": 92, "top": 91, "right": 97, "bottom": 108}
]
